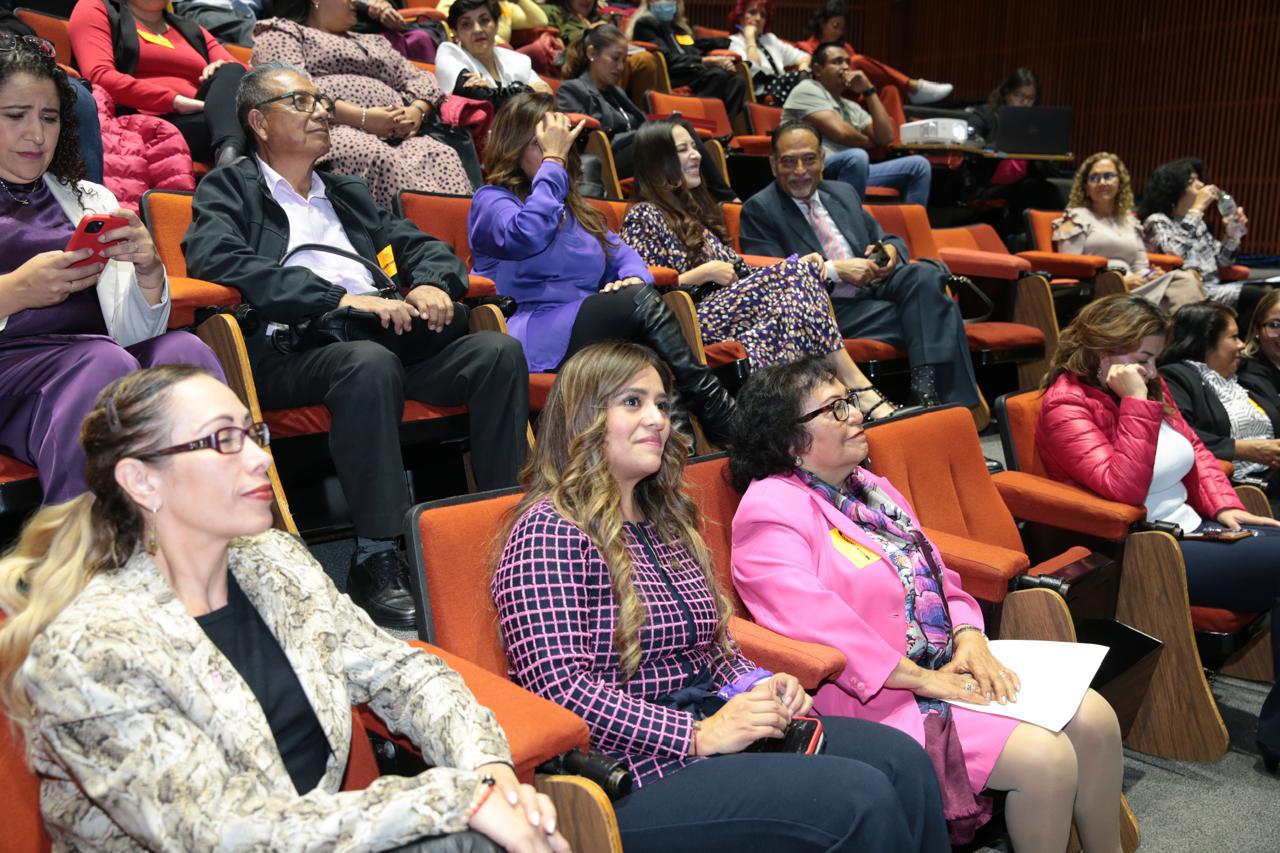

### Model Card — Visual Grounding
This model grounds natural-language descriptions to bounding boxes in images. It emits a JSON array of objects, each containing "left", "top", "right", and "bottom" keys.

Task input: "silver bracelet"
[
  {"left": 360, "top": 107, "right": 367, "bottom": 131},
  {"left": 952, "top": 624, "right": 986, "bottom": 641}
]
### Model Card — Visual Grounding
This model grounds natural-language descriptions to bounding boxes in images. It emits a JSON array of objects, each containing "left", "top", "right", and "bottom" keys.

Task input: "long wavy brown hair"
[
  {"left": 0, "top": 40, "right": 86, "bottom": 204},
  {"left": 495, "top": 342, "right": 737, "bottom": 679},
  {"left": 1042, "top": 294, "right": 1171, "bottom": 406},
  {"left": 1066, "top": 151, "right": 1135, "bottom": 219},
  {"left": 631, "top": 120, "right": 730, "bottom": 262},
  {"left": 482, "top": 93, "right": 612, "bottom": 255}
]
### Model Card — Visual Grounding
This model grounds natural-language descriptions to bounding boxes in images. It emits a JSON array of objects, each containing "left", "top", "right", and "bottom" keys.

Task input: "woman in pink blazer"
[{"left": 729, "top": 356, "right": 1125, "bottom": 853}]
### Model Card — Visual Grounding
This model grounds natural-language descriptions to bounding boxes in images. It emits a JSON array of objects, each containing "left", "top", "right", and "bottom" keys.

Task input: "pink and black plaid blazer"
[{"left": 493, "top": 500, "right": 758, "bottom": 786}]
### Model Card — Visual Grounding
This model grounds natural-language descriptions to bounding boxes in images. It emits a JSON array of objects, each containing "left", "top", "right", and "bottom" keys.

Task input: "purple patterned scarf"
[{"left": 797, "top": 468, "right": 992, "bottom": 841}]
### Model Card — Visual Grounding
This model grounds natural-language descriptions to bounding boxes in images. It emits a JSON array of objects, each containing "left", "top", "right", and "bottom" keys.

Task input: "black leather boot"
[{"left": 630, "top": 285, "right": 737, "bottom": 446}]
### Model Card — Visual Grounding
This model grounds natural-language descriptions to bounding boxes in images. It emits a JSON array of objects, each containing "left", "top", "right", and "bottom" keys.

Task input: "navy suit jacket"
[{"left": 739, "top": 180, "right": 907, "bottom": 269}]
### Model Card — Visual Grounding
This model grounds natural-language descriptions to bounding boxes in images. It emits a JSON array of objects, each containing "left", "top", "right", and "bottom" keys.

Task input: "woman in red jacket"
[
  {"left": 69, "top": 0, "right": 248, "bottom": 166},
  {"left": 1036, "top": 294, "right": 1280, "bottom": 772}
]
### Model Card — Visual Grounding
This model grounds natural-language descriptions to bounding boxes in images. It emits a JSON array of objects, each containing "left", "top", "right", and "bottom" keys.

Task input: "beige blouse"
[{"left": 1053, "top": 206, "right": 1151, "bottom": 276}]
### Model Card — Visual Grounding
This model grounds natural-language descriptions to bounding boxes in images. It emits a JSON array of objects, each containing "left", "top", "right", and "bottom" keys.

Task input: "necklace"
[{"left": 0, "top": 176, "right": 34, "bottom": 207}]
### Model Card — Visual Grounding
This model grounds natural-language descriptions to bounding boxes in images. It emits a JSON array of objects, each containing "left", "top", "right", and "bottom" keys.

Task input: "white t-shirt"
[
  {"left": 1145, "top": 421, "right": 1204, "bottom": 531},
  {"left": 433, "top": 42, "right": 540, "bottom": 95}
]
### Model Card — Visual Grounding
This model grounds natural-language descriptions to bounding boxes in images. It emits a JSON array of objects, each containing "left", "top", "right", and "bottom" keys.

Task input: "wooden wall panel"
[{"left": 684, "top": 1, "right": 1280, "bottom": 255}]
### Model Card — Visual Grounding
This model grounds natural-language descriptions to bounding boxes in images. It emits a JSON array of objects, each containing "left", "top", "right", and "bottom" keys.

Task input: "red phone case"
[{"left": 66, "top": 214, "right": 129, "bottom": 268}]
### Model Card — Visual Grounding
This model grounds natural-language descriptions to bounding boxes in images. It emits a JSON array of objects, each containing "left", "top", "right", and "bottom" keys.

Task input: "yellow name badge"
[
  {"left": 830, "top": 529, "right": 880, "bottom": 569},
  {"left": 675, "top": 34, "right": 696, "bottom": 46},
  {"left": 377, "top": 245, "right": 398, "bottom": 279},
  {"left": 137, "top": 29, "right": 175, "bottom": 49}
]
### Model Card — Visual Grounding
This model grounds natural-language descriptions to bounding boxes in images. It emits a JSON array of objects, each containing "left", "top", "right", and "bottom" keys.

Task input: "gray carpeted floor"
[{"left": 309, "top": 437, "right": 1279, "bottom": 850}]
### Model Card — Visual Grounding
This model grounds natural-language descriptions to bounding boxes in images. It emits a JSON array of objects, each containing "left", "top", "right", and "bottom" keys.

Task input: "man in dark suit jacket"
[{"left": 739, "top": 121, "right": 978, "bottom": 408}]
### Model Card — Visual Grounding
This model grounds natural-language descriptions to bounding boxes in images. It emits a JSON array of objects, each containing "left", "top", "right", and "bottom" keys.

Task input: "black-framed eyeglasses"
[
  {"left": 252, "top": 90, "right": 336, "bottom": 117},
  {"left": 796, "top": 392, "right": 860, "bottom": 424},
  {"left": 138, "top": 423, "right": 270, "bottom": 460},
  {"left": 0, "top": 34, "right": 56, "bottom": 59}
]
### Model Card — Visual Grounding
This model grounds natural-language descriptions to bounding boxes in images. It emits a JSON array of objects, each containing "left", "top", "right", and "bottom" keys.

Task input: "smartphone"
[
  {"left": 866, "top": 241, "right": 890, "bottom": 267},
  {"left": 743, "top": 716, "right": 825, "bottom": 754},
  {"left": 65, "top": 214, "right": 130, "bottom": 268},
  {"left": 1182, "top": 528, "right": 1255, "bottom": 542}
]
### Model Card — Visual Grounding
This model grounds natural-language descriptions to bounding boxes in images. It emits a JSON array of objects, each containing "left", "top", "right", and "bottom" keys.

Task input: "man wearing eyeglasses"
[
  {"left": 739, "top": 121, "right": 979, "bottom": 410},
  {"left": 183, "top": 61, "right": 529, "bottom": 629}
]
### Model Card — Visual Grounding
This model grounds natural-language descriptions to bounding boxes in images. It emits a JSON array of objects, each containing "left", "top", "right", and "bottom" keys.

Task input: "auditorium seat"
[
  {"left": 15, "top": 8, "right": 72, "bottom": 66},
  {"left": 405, "top": 455, "right": 846, "bottom": 691},
  {"left": 994, "top": 389, "right": 1274, "bottom": 762},
  {"left": 1022, "top": 209, "right": 1130, "bottom": 302}
]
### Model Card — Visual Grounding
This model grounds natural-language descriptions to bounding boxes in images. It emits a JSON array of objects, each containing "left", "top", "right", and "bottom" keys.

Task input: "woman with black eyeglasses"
[
  {"left": 0, "top": 365, "right": 567, "bottom": 852},
  {"left": 0, "top": 37, "right": 222, "bottom": 505},
  {"left": 728, "top": 357, "right": 1128, "bottom": 850}
]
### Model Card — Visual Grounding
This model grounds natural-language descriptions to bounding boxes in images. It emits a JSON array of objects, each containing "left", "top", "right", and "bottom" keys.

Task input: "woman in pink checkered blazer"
[{"left": 492, "top": 341, "right": 949, "bottom": 852}]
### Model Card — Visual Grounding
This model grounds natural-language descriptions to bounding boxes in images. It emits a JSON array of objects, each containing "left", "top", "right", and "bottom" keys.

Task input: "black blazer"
[
  {"left": 738, "top": 179, "right": 907, "bottom": 262},
  {"left": 1159, "top": 361, "right": 1280, "bottom": 460},
  {"left": 555, "top": 73, "right": 647, "bottom": 139},
  {"left": 1239, "top": 355, "right": 1280, "bottom": 404}
]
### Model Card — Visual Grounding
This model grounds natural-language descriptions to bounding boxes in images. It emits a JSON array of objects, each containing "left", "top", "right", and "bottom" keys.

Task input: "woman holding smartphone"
[
  {"left": 0, "top": 36, "right": 221, "bottom": 504},
  {"left": 493, "top": 341, "right": 950, "bottom": 852}
]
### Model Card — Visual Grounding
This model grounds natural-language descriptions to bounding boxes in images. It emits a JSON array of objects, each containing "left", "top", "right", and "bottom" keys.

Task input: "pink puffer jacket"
[
  {"left": 1036, "top": 371, "right": 1243, "bottom": 519},
  {"left": 93, "top": 86, "right": 195, "bottom": 212}
]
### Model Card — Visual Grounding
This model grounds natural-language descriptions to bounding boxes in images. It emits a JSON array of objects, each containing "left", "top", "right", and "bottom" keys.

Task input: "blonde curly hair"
[{"left": 1066, "top": 151, "right": 1135, "bottom": 219}]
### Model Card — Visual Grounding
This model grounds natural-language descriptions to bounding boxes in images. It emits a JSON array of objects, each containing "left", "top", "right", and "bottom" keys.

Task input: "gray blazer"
[
  {"left": 20, "top": 528, "right": 511, "bottom": 851},
  {"left": 739, "top": 179, "right": 906, "bottom": 265}
]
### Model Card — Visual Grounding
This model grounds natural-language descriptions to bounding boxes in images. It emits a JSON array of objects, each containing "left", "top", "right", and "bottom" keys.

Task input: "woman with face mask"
[{"left": 626, "top": 0, "right": 748, "bottom": 122}]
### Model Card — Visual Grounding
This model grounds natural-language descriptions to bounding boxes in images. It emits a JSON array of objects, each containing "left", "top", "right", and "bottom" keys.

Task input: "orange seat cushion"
[
  {"left": 1190, "top": 607, "right": 1261, "bottom": 634},
  {"left": 865, "top": 186, "right": 901, "bottom": 199},
  {"left": 0, "top": 455, "right": 37, "bottom": 483},
  {"left": 937, "top": 247, "right": 1032, "bottom": 281},
  {"left": 845, "top": 338, "right": 908, "bottom": 361},
  {"left": 266, "top": 400, "right": 466, "bottom": 438},
  {"left": 924, "top": 526, "right": 1029, "bottom": 603},
  {"left": 529, "top": 373, "right": 556, "bottom": 411},
  {"left": 964, "top": 322, "right": 1045, "bottom": 351},
  {"left": 728, "top": 135, "right": 771, "bottom": 156}
]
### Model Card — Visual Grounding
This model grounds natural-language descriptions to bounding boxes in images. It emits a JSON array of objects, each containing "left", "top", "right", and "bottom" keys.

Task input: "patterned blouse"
[
  {"left": 1192, "top": 360, "right": 1274, "bottom": 482},
  {"left": 620, "top": 202, "right": 752, "bottom": 280},
  {"left": 1143, "top": 210, "right": 1242, "bottom": 285},
  {"left": 492, "top": 499, "right": 758, "bottom": 786}
]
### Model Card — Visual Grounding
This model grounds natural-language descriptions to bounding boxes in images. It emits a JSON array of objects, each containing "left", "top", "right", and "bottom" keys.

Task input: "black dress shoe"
[
  {"left": 348, "top": 549, "right": 417, "bottom": 630},
  {"left": 1260, "top": 741, "right": 1280, "bottom": 774}
]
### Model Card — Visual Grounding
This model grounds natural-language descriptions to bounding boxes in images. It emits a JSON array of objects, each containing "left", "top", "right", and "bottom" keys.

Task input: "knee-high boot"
[{"left": 629, "top": 285, "right": 738, "bottom": 446}]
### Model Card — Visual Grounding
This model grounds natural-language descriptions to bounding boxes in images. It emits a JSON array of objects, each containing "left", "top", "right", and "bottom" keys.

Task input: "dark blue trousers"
[
  {"left": 612, "top": 716, "right": 949, "bottom": 853},
  {"left": 1182, "top": 524, "right": 1280, "bottom": 751}
]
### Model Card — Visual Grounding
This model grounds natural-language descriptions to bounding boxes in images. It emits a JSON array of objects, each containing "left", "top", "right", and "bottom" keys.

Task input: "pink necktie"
[{"left": 803, "top": 199, "right": 851, "bottom": 260}]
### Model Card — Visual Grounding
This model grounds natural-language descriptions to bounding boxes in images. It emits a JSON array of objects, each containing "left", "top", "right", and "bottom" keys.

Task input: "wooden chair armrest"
[
  {"left": 728, "top": 616, "right": 846, "bottom": 691},
  {"left": 1146, "top": 252, "right": 1185, "bottom": 271},
  {"left": 649, "top": 266, "right": 680, "bottom": 287},
  {"left": 466, "top": 275, "right": 496, "bottom": 298},
  {"left": 740, "top": 254, "right": 786, "bottom": 267},
  {"left": 168, "top": 276, "right": 242, "bottom": 329}
]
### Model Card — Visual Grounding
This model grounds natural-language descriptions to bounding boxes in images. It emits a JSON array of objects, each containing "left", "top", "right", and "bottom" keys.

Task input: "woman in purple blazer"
[
  {"left": 492, "top": 341, "right": 949, "bottom": 852},
  {"left": 468, "top": 93, "right": 735, "bottom": 447},
  {"left": 729, "top": 357, "right": 1125, "bottom": 852}
]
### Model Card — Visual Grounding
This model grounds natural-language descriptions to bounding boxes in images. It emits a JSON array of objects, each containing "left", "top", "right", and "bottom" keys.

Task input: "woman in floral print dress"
[
  {"left": 252, "top": 0, "right": 475, "bottom": 209},
  {"left": 621, "top": 120, "right": 901, "bottom": 417}
]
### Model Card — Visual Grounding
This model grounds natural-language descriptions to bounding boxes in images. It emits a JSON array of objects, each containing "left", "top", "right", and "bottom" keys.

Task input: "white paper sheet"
[{"left": 944, "top": 640, "right": 1109, "bottom": 732}]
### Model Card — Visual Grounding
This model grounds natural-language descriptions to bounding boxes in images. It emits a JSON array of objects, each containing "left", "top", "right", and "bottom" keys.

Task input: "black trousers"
[
  {"left": 612, "top": 716, "right": 950, "bottom": 852},
  {"left": 162, "top": 62, "right": 247, "bottom": 162},
  {"left": 671, "top": 63, "right": 747, "bottom": 122},
  {"left": 1182, "top": 523, "right": 1280, "bottom": 752},
  {"left": 832, "top": 262, "right": 981, "bottom": 407},
  {"left": 248, "top": 331, "right": 528, "bottom": 539}
]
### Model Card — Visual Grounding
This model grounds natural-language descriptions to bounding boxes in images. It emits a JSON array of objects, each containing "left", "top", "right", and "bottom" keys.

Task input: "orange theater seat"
[
  {"left": 139, "top": 191, "right": 243, "bottom": 327},
  {"left": 15, "top": 8, "right": 72, "bottom": 66}
]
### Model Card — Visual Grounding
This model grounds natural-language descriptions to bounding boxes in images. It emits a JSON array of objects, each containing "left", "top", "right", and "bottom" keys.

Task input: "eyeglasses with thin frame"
[
  {"left": 252, "top": 90, "right": 336, "bottom": 117},
  {"left": 0, "top": 34, "right": 56, "bottom": 58},
  {"left": 796, "top": 392, "right": 862, "bottom": 424},
  {"left": 1088, "top": 172, "right": 1120, "bottom": 184},
  {"left": 137, "top": 422, "right": 270, "bottom": 460}
]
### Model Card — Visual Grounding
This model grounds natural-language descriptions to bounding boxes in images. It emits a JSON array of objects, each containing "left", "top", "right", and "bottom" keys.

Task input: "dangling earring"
[
  {"left": 793, "top": 455, "right": 804, "bottom": 468},
  {"left": 145, "top": 505, "right": 159, "bottom": 556}
]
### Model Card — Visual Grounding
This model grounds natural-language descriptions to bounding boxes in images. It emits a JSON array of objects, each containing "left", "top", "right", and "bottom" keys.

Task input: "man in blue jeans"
[{"left": 782, "top": 41, "right": 930, "bottom": 204}]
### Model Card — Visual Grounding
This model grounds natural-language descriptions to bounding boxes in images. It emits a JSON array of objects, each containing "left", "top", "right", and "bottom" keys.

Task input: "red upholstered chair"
[
  {"left": 865, "top": 204, "right": 1050, "bottom": 416},
  {"left": 15, "top": 8, "right": 72, "bottom": 67},
  {"left": 646, "top": 90, "right": 768, "bottom": 152},
  {"left": 1022, "top": 209, "right": 1128, "bottom": 302},
  {"left": 995, "top": 389, "right": 1273, "bottom": 762}
]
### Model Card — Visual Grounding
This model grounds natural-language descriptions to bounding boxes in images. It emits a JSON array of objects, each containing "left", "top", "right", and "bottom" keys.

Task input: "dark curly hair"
[
  {"left": 728, "top": 356, "right": 837, "bottom": 493},
  {"left": 0, "top": 40, "right": 86, "bottom": 201},
  {"left": 1137, "top": 157, "right": 1206, "bottom": 221},
  {"left": 1159, "top": 300, "right": 1235, "bottom": 366}
]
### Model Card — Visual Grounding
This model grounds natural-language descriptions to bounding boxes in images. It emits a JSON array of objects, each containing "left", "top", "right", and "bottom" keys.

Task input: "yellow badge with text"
[
  {"left": 137, "top": 30, "right": 175, "bottom": 49},
  {"left": 377, "top": 245, "right": 398, "bottom": 278},
  {"left": 675, "top": 34, "right": 695, "bottom": 46},
  {"left": 830, "top": 529, "right": 879, "bottom": 569}
]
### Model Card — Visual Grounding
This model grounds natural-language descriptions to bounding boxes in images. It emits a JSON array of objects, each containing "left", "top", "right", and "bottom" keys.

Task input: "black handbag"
[{"left": 280, "top": 244, "right": 470, "bottom": 365}]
